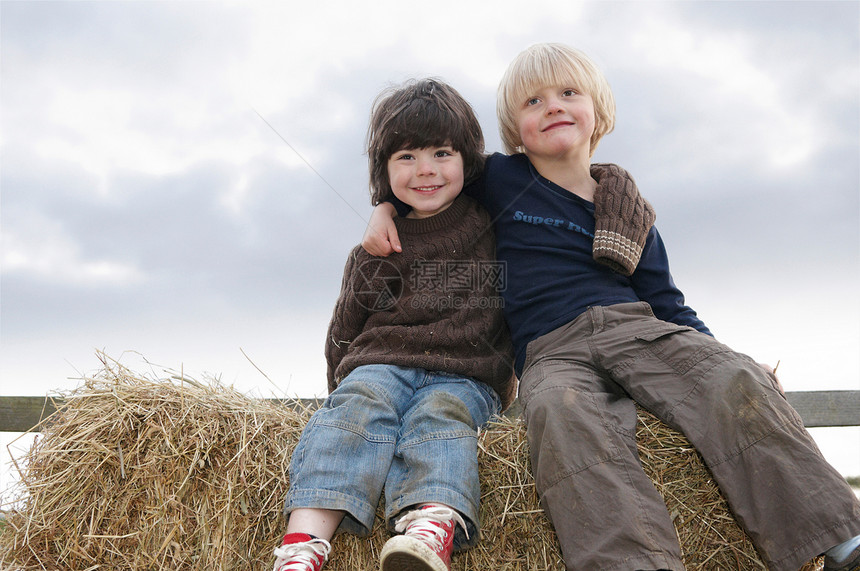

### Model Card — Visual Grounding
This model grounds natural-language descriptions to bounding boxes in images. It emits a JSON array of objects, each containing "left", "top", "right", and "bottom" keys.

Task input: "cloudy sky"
[{"left": 1, "top": 0, "right": 858, "bottom": 486}]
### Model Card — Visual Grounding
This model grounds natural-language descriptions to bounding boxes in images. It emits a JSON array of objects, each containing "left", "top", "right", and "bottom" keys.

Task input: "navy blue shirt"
[{"left": 475, "top": 153, "right": 711, "bottom": 373}]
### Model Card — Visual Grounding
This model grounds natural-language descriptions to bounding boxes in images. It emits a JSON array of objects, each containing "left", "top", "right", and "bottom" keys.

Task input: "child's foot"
[
  {"left": 272, "top": 533, "right": 331, "bottom": 571},
  {"left": 379, "top": 504, "right": 465, "bottom": 571},
  {"left": 824, "top": 543, "right": 860, "bottom": 571}
]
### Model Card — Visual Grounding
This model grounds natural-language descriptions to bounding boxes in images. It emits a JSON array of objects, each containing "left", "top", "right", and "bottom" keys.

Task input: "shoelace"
[
  {"left": 272, "top": 538, "right": 332, "bottom": 571},
  {"left": 393, "top": 504, "right": 469, "bottom": 550}
]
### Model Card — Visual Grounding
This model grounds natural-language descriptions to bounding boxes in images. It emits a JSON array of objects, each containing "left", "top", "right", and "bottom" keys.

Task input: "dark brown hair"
[{"left": 366, "top": 78, "right": 485, "bottom": 205}]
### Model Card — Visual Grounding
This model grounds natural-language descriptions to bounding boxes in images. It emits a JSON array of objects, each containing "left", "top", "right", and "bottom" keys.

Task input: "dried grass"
[
  {"left": 0, "top": 358, "right": 823, "bottom": 570},
  {"left": 635, "top": 408, "right": 822, "bottom": 571}
]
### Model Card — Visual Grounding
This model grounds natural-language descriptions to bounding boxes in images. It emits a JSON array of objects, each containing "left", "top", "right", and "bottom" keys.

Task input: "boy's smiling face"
[
  {"left": 387, "top": 145, "right": 464, "bottom": 219},
  {"left": 516, "top": 85, "right": 596, "bottom": 162}
]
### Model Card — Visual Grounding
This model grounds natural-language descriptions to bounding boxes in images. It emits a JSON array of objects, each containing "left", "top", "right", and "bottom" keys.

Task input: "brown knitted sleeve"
[
  {"left": 590, "top": 163, "right": 656, "bottom": 276},
  {"left": 324, "top": 247, "right": 369, "bottom": 392}
]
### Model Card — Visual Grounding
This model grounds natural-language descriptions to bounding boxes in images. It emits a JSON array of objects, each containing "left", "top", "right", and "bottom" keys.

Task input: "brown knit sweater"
[{"left": 325, "top": 194, "right": 516, "bottom": 409}]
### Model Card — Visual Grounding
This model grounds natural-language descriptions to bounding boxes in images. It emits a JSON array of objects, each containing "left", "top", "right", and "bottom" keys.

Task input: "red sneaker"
[
  {"left": 379, "top": 504, "right": 466, "bottom": 571},
  {"left": 272, "top": 532, "right": 331, "bottom": 571}
]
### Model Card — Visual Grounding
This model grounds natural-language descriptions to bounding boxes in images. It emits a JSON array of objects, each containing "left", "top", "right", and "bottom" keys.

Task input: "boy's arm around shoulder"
[{"left": 362, "top": 202, "right": 401, "bottom": 256}]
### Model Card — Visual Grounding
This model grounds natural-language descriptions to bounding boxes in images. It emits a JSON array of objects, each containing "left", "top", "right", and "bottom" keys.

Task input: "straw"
[{"left": 0, "top": 358, "right": 823, "bottom": 570}]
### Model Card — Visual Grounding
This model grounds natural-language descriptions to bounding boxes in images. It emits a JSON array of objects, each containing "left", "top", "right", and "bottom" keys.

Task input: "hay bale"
[
  {"left": 0, "top": 359, "right": 823, "bottom": 570},
  {"left": 636, "top": 408, "right": 822, "bottom": 571},
  {"left": 0, "top": 359, "right": 300, "bottom": 570}
]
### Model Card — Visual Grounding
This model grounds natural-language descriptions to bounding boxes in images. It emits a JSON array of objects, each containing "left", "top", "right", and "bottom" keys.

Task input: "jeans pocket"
[{"left": 313, "top": 404, "right": 397, "bottom": 444}]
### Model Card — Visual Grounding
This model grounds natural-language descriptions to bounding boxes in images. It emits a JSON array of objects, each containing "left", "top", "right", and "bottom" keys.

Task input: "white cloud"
[
  {"left": 1, "top": 212, "right": 142, "bottom": 285},
  {"left": 625, "top": 10, "right": 834, "bottom": 172}
]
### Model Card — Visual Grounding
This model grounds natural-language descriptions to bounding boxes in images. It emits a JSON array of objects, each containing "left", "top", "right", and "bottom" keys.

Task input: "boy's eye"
[
  {"left": 434, "top": 149, "right": 455, "bottom": 158},
  {"left": 395, "top": 152, "right": 414, "bottom": 160},
  {"left": 562, "top": 88, "right": 579, "bottom": 97},
  {"left": 526, "top": 97, "right": 540, "bottom": 106}
]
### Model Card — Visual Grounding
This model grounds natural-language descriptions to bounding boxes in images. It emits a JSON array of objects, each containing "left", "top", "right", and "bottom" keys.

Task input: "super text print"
[{"left": 512, "top": 210, "right": 593, "bottom": 238}]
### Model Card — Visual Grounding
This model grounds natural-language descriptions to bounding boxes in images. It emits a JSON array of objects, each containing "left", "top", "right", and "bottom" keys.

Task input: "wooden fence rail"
[{"left": 1, "top": 391, "right": 859, "bottom": 433}]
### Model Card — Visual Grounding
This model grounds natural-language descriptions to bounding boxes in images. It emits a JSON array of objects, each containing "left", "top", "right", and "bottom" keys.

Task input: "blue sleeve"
[
  {"left": 630, "top": 227, "right": 713, "bottom": 336},
  {"left": 464, "top": 159, "right": 489, "bottom": 206},
  {"left": 389, "top": 194, "right": 411, "bottom": 217}
]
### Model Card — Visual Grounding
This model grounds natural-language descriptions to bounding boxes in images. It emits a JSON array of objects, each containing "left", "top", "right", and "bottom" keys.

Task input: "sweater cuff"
[{"left": 593, "top": 217, "right": 650, "bottom": 276}]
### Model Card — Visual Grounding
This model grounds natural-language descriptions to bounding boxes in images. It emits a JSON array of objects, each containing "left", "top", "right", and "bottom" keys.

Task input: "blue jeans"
[{"left": 285, "top": 364, "right": 501, "bottom": 548}]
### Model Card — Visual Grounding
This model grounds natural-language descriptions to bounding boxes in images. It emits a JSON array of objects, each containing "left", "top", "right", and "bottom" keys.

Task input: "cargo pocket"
[{"left": 634, "top": 323, "right": 729, "bottom": 376}]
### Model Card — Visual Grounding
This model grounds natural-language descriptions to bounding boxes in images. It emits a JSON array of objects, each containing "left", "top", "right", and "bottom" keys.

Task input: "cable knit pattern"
[
  {"left": 325, "top": 195, "right": 516, "bottom": 409},
  {"left": 591, "top": 163, "right": 656, "bottom": 276}
]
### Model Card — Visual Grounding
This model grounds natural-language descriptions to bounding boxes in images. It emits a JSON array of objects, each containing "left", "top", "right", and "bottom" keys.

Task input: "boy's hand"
[
  {"left": 362, "top": 202, "right": 401, "bottom": 256},
  {"left": 757, "top": 362, "right": 785, "bottom": 396}
]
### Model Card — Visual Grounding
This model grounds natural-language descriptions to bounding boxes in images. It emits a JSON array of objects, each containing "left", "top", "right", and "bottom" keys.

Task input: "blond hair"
[{"left": 497, "top": 43, "right": 616, "bottom": 157}]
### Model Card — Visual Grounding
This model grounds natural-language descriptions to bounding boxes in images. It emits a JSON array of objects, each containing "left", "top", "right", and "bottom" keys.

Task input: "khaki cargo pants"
[{"left": 519, "top": 302, "right": 860, "bottom": 571}]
